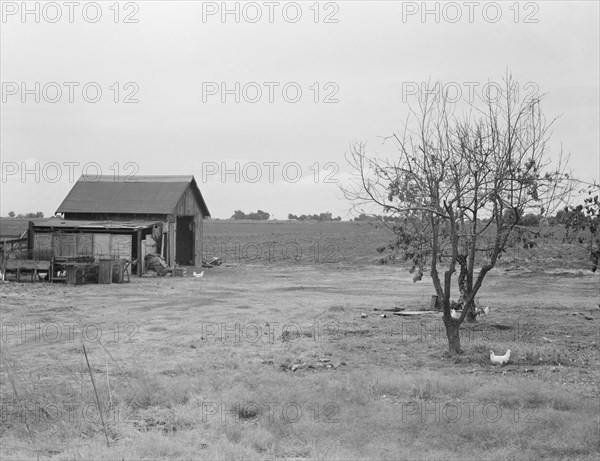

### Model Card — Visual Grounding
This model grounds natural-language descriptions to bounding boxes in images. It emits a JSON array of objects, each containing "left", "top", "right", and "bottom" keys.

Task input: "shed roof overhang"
[{"left": 31, "top": 218, "right": 162, "bottom": 233}]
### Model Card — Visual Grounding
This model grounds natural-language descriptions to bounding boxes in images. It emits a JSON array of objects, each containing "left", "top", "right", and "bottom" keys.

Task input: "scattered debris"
[
  {"left": 202, "top": 257, "right": 222, "bottom": 268},
  {"left": 373, "top": 307, "right": 404, "bottom": 312},
  {"left": 145, "top": 254, "right": 172, "bottom": 277},
  {"left": 172, "top": 267, "right": 186, "bottom": 277},
  {"left": 393, "top": 311, "right": 437, "bottom": 316},
  {"left": 280, "top": 360, "right": 345, "bottom": 373},
  {"left": 133, "top": 417, "right": 177, "bottom": 434},
  {"left": 193, "top": 271, "right": 204, "bottom": 278}
]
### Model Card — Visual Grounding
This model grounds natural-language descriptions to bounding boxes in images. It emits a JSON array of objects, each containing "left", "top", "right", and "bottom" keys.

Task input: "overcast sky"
[{"left": 1, "top": 1, "right": 598, "bottom": 219}]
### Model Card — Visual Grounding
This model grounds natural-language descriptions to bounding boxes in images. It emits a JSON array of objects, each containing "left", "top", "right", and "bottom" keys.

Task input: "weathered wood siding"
[
  {"left": 33, "top": 233, "right": 52, "bottom": 259},
  {"left": 194, "top": 214, "right": 202, "bottom": 266},
  {"left": 167, "top": 218, "right": 176, "bottom": 267},
  {"left": 173, "top": 185, "right": 205, "bottom": 266},
  {"left": 55, "top": 183, "right": 207, "bottom": 269},
  {"left": 33, "top": 232, "right": 132, "bottom": 260},
  {"left": 173, "top": 185, "right": 204, "bottom": 216}
]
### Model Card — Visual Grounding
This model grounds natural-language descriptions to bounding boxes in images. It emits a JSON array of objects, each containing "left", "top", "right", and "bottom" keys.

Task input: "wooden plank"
[
  {"left": 194, "top": 214, "right": 202, "bottom": 267},
  {"left": 98, "top": 258, "right": 113, "bottom": 284},
  {"left": 393, "top": 311, "right": 438, "bottom": 316},
  {"left": 174, "top": 185, "right": 202, "bottom": 215},
  {"left": 141, "top": 234, "right": 155, "bottom": 274},
  {"left": 27, "top": 221, "right": 34, "bottom": 255},
  {"left": 34, "top": 233, "right": 53, "bottom": 259},
  {"left": 168, "top": 218, "right": 176, "bottom": 267},
  {"left": 137, "top": 229, "right": 142, "bottom": 276},
  {"left": 5, "top": 260, "right": 51, "bottom": 270}
]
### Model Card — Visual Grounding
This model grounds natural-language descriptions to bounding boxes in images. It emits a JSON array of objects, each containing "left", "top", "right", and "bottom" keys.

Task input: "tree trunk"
[
  {"left": 443, "top": 317, "right": 462, "bottom": 354},
  {"left": 457, "top": 254, "right": 477, "bottom": 322},
  {"left": 465, "top": 301, "right": 477, "bottom": 322}
]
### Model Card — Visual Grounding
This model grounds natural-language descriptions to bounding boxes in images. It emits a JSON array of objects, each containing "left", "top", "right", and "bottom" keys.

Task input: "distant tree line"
[
  {"left": 502, "top": 210, "right": 546, "bottom": 226},
  {"left": 354, "top": 211, "right": 557, "bottom": 226},
  {"left": 6, "top": 211, "right": 44, "bottom": 218},
  {"left": 353, "top": 213, "right": 400, "bottom": 223},
  {"left": 231, "top": 210, "right": 270, "bottom": 220},
  {"left": 288, "top": 212, "right": 341, "bottom": 221}
]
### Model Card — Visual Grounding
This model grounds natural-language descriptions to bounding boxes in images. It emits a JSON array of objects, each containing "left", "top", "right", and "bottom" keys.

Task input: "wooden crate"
[
  {"left": 66, "top": 266, "right": 85, "bottom": 285},
  {"left": 112, "top": 259, "right": 130, "bottom": 283},
  {"left": 4, "top": 260, "right": 51, "bottom": 282},
  {"left": 98, "top": 258, "right": 113, "bottom": 284}
]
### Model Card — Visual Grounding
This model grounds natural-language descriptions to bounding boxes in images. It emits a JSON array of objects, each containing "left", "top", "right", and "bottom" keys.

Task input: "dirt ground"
[{"left": 1, "top": 260, "right": 598, "bottom": 460}]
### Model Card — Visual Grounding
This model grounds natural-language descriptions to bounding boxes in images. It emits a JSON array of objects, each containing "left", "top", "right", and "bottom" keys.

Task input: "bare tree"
[
  {"left": 558, "top": 182, "right": 600, "bottom": 272},
  {"left": 343, "top": 74, "right": 572, "bottom": 354}
]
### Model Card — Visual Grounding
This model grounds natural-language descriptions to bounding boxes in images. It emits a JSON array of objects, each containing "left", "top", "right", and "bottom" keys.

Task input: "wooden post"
[
  {"left": 98, "top": 258, "right": 113, "bottom": 284},
  {"left": 66, "top": 266, "right": 77, "bottom": 285},
  {"left": 28, "top": 221, "right": 34, "bottom": 259},
  {"left": 168, "top": 218, "right": 176, "bottom": 267},
  {"left": 194, "top": 214, "right": 202, "bottom": 267},
  {"left": 137, "top": 229, "right": 142, "bottom": 277}
]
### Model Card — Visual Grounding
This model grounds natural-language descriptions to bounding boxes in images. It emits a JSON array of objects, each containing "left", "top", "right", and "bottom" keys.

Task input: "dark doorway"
[{"left": 176, "top": 216, "right": 194, "bottom": 265}]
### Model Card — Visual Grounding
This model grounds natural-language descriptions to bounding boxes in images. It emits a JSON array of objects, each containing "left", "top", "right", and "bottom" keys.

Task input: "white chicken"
[
  {"left": 477, "top": 305, "right": 491, "bottom": 316},
  {"left": 192, "top": 271, "right": 204, "bottom": 278},
  {"left": 450, "top": 309, "right": 461, "bottom": 320},
  {"left": 490, "top": 349, "right": 511, "bottom": 366}
]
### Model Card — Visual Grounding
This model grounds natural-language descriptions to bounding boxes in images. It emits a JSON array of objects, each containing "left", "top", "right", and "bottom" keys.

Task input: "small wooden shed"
[{"left": 54, "top": 175, "right": 210, "bottom": 270}]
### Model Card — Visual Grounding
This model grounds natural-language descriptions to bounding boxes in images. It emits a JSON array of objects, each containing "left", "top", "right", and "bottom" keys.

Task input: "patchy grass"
[{"left": 1, "top": 241, "right": 599, "bottom": 459}]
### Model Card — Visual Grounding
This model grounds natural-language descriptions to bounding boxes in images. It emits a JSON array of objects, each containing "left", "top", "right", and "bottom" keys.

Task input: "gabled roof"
[{"left": 56, "top": 175, "right": 210, "bottom": 217}]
